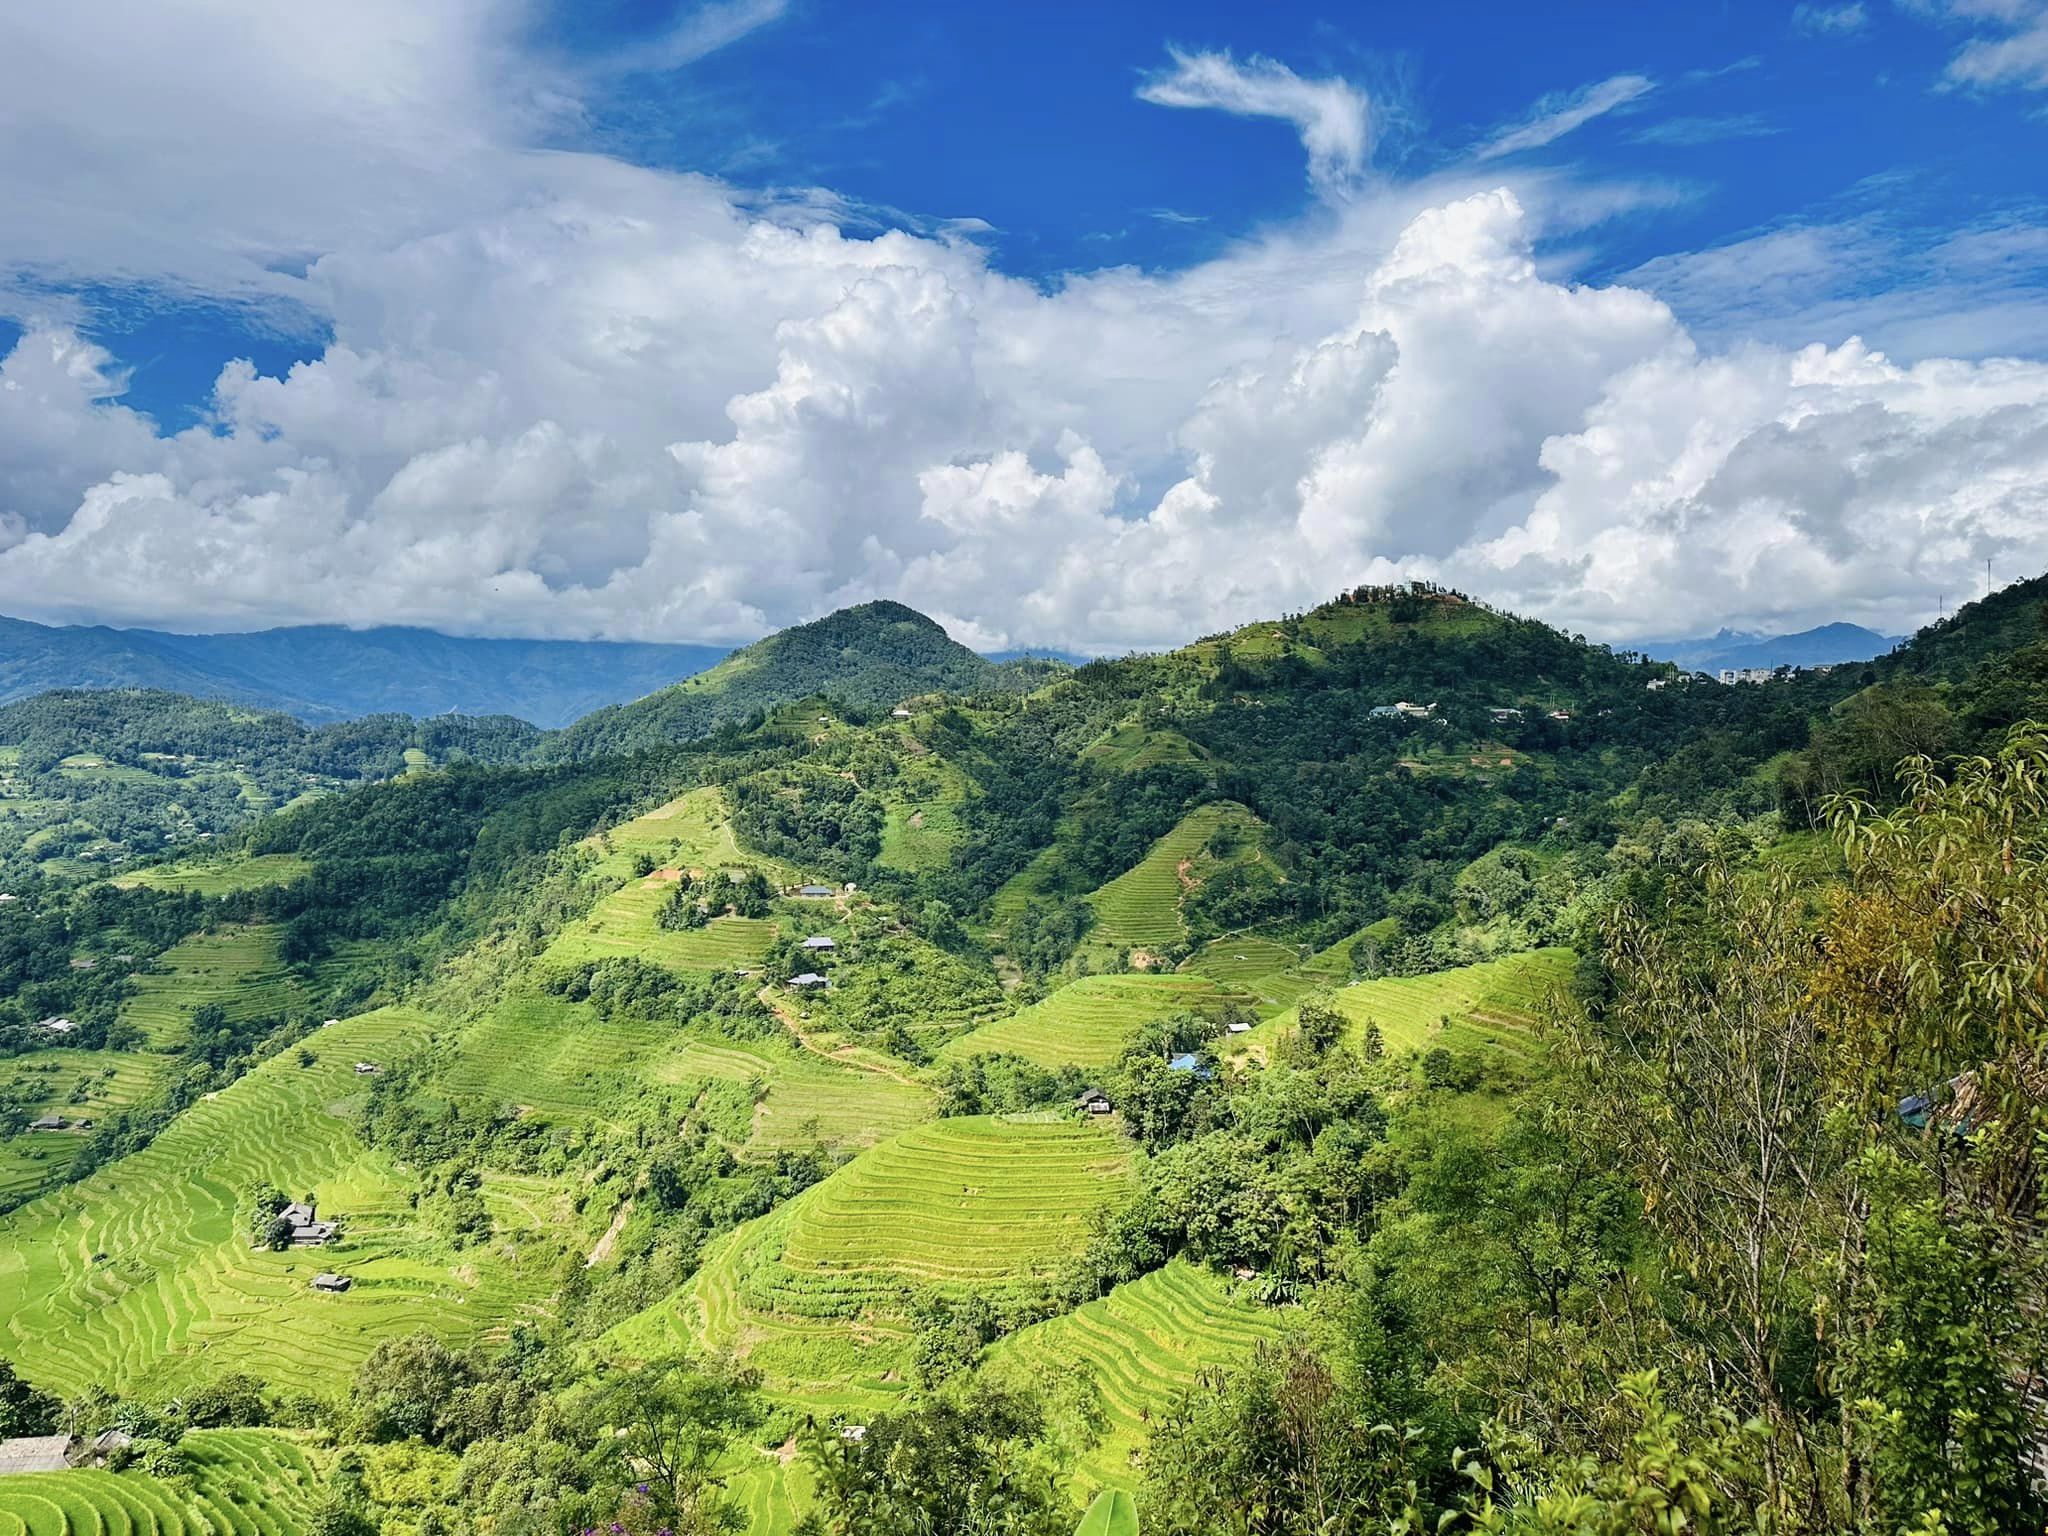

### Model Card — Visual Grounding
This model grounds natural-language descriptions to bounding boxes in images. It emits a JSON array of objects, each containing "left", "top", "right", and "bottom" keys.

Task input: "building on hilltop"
[{"left": 1718, "top": 666, "right": 1778, "bottom": 685}]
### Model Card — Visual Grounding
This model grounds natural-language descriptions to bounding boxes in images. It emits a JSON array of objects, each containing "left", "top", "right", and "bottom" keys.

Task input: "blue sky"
[{"left": 1, "top": 0, "right": 2046, "bottom": 648}]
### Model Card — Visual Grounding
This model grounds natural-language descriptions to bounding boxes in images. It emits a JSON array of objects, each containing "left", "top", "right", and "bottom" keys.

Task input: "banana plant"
[{"left": 1074, "top": 1489, "right": 1137, "bottom": 1536}]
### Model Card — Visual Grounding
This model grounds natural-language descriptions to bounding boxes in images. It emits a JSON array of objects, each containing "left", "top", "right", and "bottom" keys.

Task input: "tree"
[
  {"left": 0, "top": 1358, "right": 59, "bottom": 1437},
  {"left": 803, "top": 1379, "right": 1067, "bottom": 1536},
  {"left": 584, "top": 1354, "right": 762, "bottom": 1534}
]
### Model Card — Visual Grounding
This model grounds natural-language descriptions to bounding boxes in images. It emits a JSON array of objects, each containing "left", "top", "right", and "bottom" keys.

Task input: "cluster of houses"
[
  {"left": 1368, "top": 700, "right": 1438, "bottom": 722},
  {"left": 1718, "top": 666, "right": 1779, "bottom": 686},
  {"left": 35, "top": 1017, "right": 75, "bottom": 1036},
  {"left": 26, "top": 1112, "right": 91, "bottom": 1132},
  {"left": 789, "top": 934, "right": 836, "bottom": 991}
]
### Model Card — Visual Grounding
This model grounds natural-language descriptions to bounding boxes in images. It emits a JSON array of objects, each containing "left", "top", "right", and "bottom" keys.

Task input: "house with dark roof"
[
  {"left": 28, "top": 1115, "right": 68, "bottom": 1131},
  {"left": 801, "top": 935, "right": 836, "bottom": 951},
  {"left": 278, "top": 1199, "right": 339, "bottom": 1246},
  {"left": 310, "top": 1273, "right": 352, "bottom": 1292},
  {"left": 1076, "top": 1087, "right": 1113, "bottom": 1116},
  {"left": 796, "top": 884, "right": 835, "bottom": 898},
  {"left": 788, "top": 972, "right": 829, "bottom": 990}
]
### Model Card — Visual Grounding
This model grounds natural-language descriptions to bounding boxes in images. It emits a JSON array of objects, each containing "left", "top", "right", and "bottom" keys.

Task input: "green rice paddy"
[
  {"left": 981, "top": 1260, "right": 1284, "bottom": 1493},
  {"left": 0, "top": 1007, "right": 559, "bottom": 1400},
  {"left": 118, "top": 926, "right": 307, "bottom": 1050},
  {"left": 942, "top": 974, "right": 1239, "bottom": 1070},
  {"left": 0, "top": 1429, "right": 323, "bottom": 1536},
  {"left": 1243, "top": 948, "right": 1575, "bottom": 1062},
  {"left": 1085, "top": 802, "right": 1266, "bottom": 955},
  {"left": 111, "top": 854, "right": 314, "bottom": 896}
]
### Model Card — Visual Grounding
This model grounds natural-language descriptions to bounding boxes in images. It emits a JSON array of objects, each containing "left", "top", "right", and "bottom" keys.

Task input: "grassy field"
[
  {"left": 981, "top": 1261, "right": 1284, "bottom": 1494},
  {"left": 119, "top": 926, "right": 307, "bottom": 1049},
  {"left": 1085, "top": 803, "right": 1266, "bottom": 956},
  {"left": 435, "top": 994, "right": 680, "bottom": 1117},
  {"left": 0, "top": 1007, "right": 560, "bottom": 1401},
  {"left": 876, "top": 757, "right": 971, "bottom": 875},
  {"left": 112, "top": 854, "right": 314, "bottom": 895},
  {"left": 942, "top": 974, "right": 1239, "bottom": 1071},
  {"left": 0, "top": 1428, "right": 324, "bottom": 1536},
  {"left": 1239, "top": 948, "right": 1576, "bottom": 1064},
  {"left": 748, "top": 1049, "right": 933, "bottom": 1152}
]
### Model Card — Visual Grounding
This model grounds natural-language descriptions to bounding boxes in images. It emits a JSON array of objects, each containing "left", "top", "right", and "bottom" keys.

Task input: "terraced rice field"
[
  {"left": 1249, "top": 948, "right": 1575, "bottom": 1062},
  {"left": 942, "top": 974, "right": 1239, "bottom": 1070},
  {"left": 119, "top": 926, "right": 305, "bottom": 1049},
  {"left": 0, "top": 1429, "right": 322, "bottom": 1536},
  {"left": 981, "top": 1261, "right": 1284, "bottom": 1493},
  {"left": 1086, "top": 803, "right": 1265, "bottom": 954},
  {"left": 759, "top": 1117, "right": 1130, "bottom": 1314},
  {"left": 725, "top": 1460, "right": 815, "bottom": 1536},
  {"left": 436, "top": 995, "right": 681, "bottom": 1117},
  {"left": 0, "top": 1050, "right": 171, "bottom": 1200},
  {"left": 749, "top": 1051, "right": 932, "bottom": 1152},
  {"left": 605, "top": 1195, "right": 916, "bottom": 1417},
  {"left": 877, "top": 799, "right": 963, "bottom": 874},
  {"left": 112, "top": 854, "right": 314, "bottom": 895},
  {"left": 609, "top": 1118, "right": 1130, "bottom": 1414},
  {"left": 545, "top": 876, "right": 779, "bottom": 973},
  {"left": 1078, "top": 724, "right": 1209, "bottom": 775},
  {"left": 0, "top": 1008, "right": 557, "bottom": 1400}
]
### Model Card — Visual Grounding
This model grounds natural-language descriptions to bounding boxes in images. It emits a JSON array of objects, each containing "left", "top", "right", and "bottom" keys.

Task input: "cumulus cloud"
[
  {"left": 3, "top": 3, "right": 2048, "bottom": 654},
  {"left": 1475, "top": 73, "right": 1655, "bottom": 160},
  {"left": 1137, "top": 48, "right": 1373, "bottom": 194}
]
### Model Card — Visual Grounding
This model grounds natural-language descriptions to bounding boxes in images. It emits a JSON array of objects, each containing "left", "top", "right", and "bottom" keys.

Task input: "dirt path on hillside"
[
  {"left": 585, "top": 1198, "right": 632, "bottom": 1267},
  {"left": 758, "top": 986, "right": 925, "bottom": 1089}
]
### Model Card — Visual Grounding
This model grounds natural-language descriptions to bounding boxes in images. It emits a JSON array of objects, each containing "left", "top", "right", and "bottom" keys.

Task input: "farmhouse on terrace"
[{"left": 278, "top": 1200, "right": 338, "bottom": 1246}]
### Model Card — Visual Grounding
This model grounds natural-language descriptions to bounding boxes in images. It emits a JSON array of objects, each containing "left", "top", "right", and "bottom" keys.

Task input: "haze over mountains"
[
  {"left": 1637, "top": 621, "right": 1899, "bottom": 675},
  {"left": 0, "top": 616, "right": 730, "bottom": 727}
]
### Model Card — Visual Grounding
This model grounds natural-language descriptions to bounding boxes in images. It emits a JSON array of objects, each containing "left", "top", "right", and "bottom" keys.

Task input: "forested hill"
[
  {"left": 0, "top": 691, "right": 540, "bottom": 884},
  {"left": 0, "top": 615, "right": 729, "bottom": 725},
  {"left": 541, "top": 600, "right": 1068, "bottom": 760}
]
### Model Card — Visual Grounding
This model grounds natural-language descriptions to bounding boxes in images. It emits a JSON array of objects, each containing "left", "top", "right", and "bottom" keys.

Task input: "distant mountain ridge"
[
  {"left": 1640, "top": 621, "right": 1899, "bottom": 674},
  {"left": 0, "top": 616, "right": 731, "bottom": 727}
]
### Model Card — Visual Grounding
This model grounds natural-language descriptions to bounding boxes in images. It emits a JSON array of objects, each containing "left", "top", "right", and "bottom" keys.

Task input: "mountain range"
[
  {"left": 0, "top": 616, "right": 731, "bottom": 727},
  {"left": 1638, "top": 621, "right": 1899, "bottom": 674}
]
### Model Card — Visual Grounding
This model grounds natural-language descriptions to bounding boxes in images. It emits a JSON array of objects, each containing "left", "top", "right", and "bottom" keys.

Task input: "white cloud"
[
  {"left": 1475, "top": 73, "right": 1655, "bottom": 160},
  {"left": 1906, "top": 0, "right": 2048, "bottom": 91},
  {"left": 2, "top": 4, "right": 2048, "bottom": 654},
  {"left": 1137, "top": 48, "right": 1373, "bottom": 195},
  {"left": 1792, "top": 3, "right": 1869, "bottom": 35},
  {"left": 605, "top": 0, "right": 789, "bottom": 74}
]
